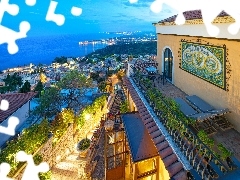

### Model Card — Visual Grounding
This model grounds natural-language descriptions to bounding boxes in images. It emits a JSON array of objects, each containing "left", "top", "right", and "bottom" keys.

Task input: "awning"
[{"left": 122, "top": 113, "right": 158, "bottom": 163}]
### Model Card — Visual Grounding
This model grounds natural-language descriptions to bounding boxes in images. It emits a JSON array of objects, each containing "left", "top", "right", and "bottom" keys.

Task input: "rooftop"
[
  {"left": 122, "top": 112, "right": 158, "bottom": 163},
  {"left": 124, "top": 70, "right": 240, "bottom": 179},
  {"left": 157, "top": 10, "right": 232, "bottom": 25},
  {"left": 0, "top": 92, "right": 37, "bottom": 122}
]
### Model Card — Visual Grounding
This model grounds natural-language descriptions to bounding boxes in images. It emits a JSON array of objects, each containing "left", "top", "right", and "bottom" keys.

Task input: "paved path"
[
  {"left": 51, "top": 149, "right": 80, "bottom": 180},
  {"left": 153, "top": 77, "right": 240, "bottom": 162}
]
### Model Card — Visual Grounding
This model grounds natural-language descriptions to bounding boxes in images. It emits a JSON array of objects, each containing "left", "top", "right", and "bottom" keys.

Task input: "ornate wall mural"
[{"left": 180, "top": 40, "right": 226, "bottom": 90}]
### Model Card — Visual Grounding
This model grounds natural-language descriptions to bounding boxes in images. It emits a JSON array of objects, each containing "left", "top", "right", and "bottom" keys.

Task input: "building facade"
[
  {"left": 154, "top": 10, "right": 240, "bottom": 132},
  {"left": 0, "top": 92, "right": 37, "bottom": 147}
]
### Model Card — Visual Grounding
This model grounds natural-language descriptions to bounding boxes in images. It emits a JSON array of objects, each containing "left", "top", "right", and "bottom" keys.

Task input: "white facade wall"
[
  {"left": 155, "top": 23, "right": 240, "bottom": 39},
  {"left": 0, "top": 102, "right": 30, "bottom": 147}
]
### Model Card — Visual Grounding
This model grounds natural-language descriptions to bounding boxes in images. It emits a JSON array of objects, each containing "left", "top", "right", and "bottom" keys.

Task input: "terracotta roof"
[
  {"left": 122, "top": 77, "right": 187, "bottom": 179},
  {"left": 0, "top": 92, "right": 37, "bottom": 122},
  {"left": 158, "top": 10, "right": 229, "bottom": 23}
]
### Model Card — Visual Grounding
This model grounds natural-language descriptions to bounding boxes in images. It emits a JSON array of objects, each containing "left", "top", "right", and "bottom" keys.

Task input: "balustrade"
[{"left": 129, "top": 74, "right": 236, "bottom": 179}]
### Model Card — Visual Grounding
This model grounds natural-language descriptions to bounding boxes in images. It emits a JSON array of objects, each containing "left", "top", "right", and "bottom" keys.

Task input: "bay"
[{"left": 0, "top": 33, "right": 121, "bottom": 71}]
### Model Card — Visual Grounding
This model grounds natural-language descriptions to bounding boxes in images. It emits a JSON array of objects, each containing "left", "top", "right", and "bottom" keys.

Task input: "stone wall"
[
  {"left": 13, "top": 102, "right": 108, "bottom": 179},
  {"left": 157, "top": 34, "right": 240, "bottom": 132}
]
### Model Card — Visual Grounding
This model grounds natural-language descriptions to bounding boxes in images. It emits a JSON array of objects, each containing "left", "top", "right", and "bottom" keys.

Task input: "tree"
[
  {"left": 29, "top": 70, "right": 94, "bottom": 123},
  {"left": 34, "top": 81, "right": 44, "bottom": 97},
  {"left": 34, "top": 81, "right": 43, "bottom": 92},
  {"left": 31, "top": 87, "right": 62, "bottom": 120},
  {"left": 90, "top": 72, "right": 99, "bottom": 81},
  {"left": 98, "top": 81, "right": 107, "bottom": 92},
  {"left": 116, "top": 56, "right": 121, "bottom": 62},
  {"left": 19, "top": 80, "right": 31, "bottom": 93},
  {"left": 3, "top": 73, "right": 23, "bottom": 91},
  {"left": 57, "top": 70, "right": 93, "bottom": 110}
]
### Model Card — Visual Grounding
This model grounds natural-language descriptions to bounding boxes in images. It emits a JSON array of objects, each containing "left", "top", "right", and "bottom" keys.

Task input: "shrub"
[{"left": 77, "top": 138, "right": 91, "bottom": 151}]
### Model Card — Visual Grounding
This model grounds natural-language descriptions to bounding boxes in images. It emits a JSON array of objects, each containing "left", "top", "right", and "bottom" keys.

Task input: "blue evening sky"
[{"left": 3, "top": 0, "right": 177, "bottom": 37}]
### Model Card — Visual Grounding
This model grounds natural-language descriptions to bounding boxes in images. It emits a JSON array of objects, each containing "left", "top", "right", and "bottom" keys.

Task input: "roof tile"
[
  {"left": 158, "top": 146, "right": 173, "bottom": 159},
  {"left": 158, "top": 10, "right": 229, "bottom": 23},
  {"left": 167, "top": 162, "right": 184, "bottom": 177},
  {"left": 0, "top": 92, "right": 37, "bottom": 122}
]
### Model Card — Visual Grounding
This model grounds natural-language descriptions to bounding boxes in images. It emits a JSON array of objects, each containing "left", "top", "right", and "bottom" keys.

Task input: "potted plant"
[{"left": 77, "top": 138, "right": 91, "bottom": 158}]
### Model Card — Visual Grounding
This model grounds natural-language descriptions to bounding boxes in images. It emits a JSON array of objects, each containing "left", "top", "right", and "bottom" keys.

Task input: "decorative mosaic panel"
[{"left": 180, "top": 41, "right": 226, "bottom": 90}]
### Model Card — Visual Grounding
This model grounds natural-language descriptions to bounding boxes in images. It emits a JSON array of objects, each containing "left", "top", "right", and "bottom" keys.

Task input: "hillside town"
[{"left": 1, "top": 10, "right": 240, "bottom": 180}]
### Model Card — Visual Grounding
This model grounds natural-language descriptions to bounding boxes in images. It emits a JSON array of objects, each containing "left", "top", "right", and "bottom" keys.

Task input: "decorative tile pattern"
[{"left": 180, "top": 41, "right": 226, "bottom": 90}]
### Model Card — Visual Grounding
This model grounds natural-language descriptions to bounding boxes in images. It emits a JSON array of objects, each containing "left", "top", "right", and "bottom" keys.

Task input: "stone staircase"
[{"left": 51, "top": 150, "right": 81, "bottom": 180}]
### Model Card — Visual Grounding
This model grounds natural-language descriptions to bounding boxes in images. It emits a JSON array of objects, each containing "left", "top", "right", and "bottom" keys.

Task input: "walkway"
[
  {"left": 51, "top": 148, "right": 80, "bottom": 180},
  {"left": 153, "top": 77, "right": 240, "bottom": 161}
]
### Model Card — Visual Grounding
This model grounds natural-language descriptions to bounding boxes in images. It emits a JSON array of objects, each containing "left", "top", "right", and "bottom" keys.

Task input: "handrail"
[{"left": 129, "top": 74, "right": 232, "bottom": 178}]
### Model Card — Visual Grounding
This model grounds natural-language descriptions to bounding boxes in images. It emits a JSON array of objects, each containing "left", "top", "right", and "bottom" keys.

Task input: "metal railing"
[{"left": 129, "top": 74, "right": 239, "bottom": 180}]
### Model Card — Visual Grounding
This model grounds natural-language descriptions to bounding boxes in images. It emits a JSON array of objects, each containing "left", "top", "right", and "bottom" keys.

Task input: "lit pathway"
[{"left": 51, "top": 149, "right": 80, "bottom": 180}]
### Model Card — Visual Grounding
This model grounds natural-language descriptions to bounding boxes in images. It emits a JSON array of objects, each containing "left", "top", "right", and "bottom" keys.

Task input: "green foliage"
[
  {"left": 0, "top": 119, "right": 49, "bottom": 176},
  {"left": 77, "top": 138, "right": 91, "bottom": 151},
  {"left": 34, "top": 81, "right": 44, "bottom": 97},
  {"left": 120, "top": 100, "right": 130, "bottom": 113},
  {"left": 142, "top": 78, "right": 152, "bottom": 88},
  {"left": 19, "top": 80, "right": 31, "bottom": 93},
  {"left": 197, "top": 130, "right": 214, "bottom": 148},
  {"left": 51, "top": 109, "right": 75, "bottom": 144},
  {"left": 116, "top": 56, "right": 121, "bottom": 62},
  {"left": 39, "top": 171, "right": 52, "bottom": 180},
  {"left": 53, "top": 56, "right": 68, "bottom": 64},
  {"left": 33, "top": 154, "right": 51, "bottom": 180},
  {"left": 217, "top": 143, "right": 232, "bottom": 160},
  {"left": 0, "top": 86, "right": 10, "bottom": 94},
  {"left": 57, "top": 70, "right": 93, "bottom": 109},
  {"left": 2, "top": 73, "right": 23, "bottom": 92},
  {"left": 76, "top": 95, "right": 107, "bottom": 129},
  {"left": 90, "top": 72, "right": 99, "bottom": 81},
  {"left": 98, "top": 81, "right": 107, "bottom": 92},
  {"left": 87, "top": 41, "right": 157, "bottom": 57},
  {"left": 31, "top": 87, "right": 62, "bottom": 119}
]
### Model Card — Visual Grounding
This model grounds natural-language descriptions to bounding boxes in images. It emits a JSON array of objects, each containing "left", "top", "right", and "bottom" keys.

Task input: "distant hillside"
[{"left": 86, "top": 41, "right": 157, "bottom": 57}]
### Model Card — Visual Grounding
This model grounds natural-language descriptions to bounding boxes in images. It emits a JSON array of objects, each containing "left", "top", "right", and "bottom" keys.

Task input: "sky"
[{"left": 2, "top": 0, "right": 178, "bottom": 37}]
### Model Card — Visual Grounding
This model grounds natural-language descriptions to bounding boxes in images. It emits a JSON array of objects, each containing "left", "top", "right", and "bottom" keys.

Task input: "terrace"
[{"left": 123, "top": 68, "right": 240, "bottom": 179}]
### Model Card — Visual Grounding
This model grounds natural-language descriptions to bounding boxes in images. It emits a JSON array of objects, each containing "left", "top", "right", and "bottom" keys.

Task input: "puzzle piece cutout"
[
  {"left": 0, "top": 151, "right": 49, "bottom": 180},
  {"left": 25, "top": 0, "right": 37, "bottom": 6},
  {"left": 0, "top": 163, "right": 12, "bottom": 180},
  {"left": 0, "top": 99, "right": 9, "bottom": 111},
  {"left": 0, "top": 0, "right": 19, "bottom": 24},
  {"left": 0, "top": 100, "right": 19, "bottom": 136},
  {"left": 150, "top": 0, "right": 240, "bottom": 36},
  {"left": 129, "top": 0, "right": 138, "bottom": 3},
  {"left": 0, "top": 116, "right": 19, "bottom": 136},
  {"left": 16, "top": 151, "right": 49, "bottom": 180},
  {"left": 46, "top": 0, "right": 82, "bottom": 26},
  {"left": 0, "top": 0, "right": 36, "bottom": 54},
  {"left": 0, "top": 21, "right": 30, "bottom": 54}
]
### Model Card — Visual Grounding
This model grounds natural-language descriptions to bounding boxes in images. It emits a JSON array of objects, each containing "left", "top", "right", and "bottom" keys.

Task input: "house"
[
  {"left": 153, "top": 10, "right": 240, "bottom": 132},
  {"left": 116, "top": 10, "right": 240, "bottom": 180},
  {"left": 0, "top": 92, "right": 37, "bottom": 147}
]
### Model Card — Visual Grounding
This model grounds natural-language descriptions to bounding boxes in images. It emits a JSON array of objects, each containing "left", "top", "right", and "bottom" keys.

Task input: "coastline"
[{"left": 0, "top": 33, "right": 122, "bottom": 71}]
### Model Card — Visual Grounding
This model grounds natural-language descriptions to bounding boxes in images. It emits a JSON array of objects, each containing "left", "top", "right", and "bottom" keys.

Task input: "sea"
[{"left": 0, "top": 33, "right": 122, "bottom": 71}]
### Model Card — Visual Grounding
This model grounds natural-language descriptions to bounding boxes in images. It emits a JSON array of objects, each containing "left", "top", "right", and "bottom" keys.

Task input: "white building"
[{"left": 0, "top": 92, "right": 37, "bottom": 147}]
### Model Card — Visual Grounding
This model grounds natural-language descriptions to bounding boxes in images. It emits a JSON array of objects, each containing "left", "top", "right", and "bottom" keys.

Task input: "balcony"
[{"left": 122, "top": 73, "right": 240, "bottom": 180}]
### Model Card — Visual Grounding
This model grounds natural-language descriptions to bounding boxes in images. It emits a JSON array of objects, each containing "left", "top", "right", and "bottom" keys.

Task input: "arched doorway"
[{"left": 163, "top": 48, "right": 173, "bottom": 82}]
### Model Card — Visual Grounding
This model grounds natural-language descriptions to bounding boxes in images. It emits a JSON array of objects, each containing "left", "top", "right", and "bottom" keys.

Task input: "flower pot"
[
  {"left": 79, "top": 148, "right": 89, "bottom": 158},
  {"left": 77, "top": 138, "right": 91, "bottom": 158}
]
